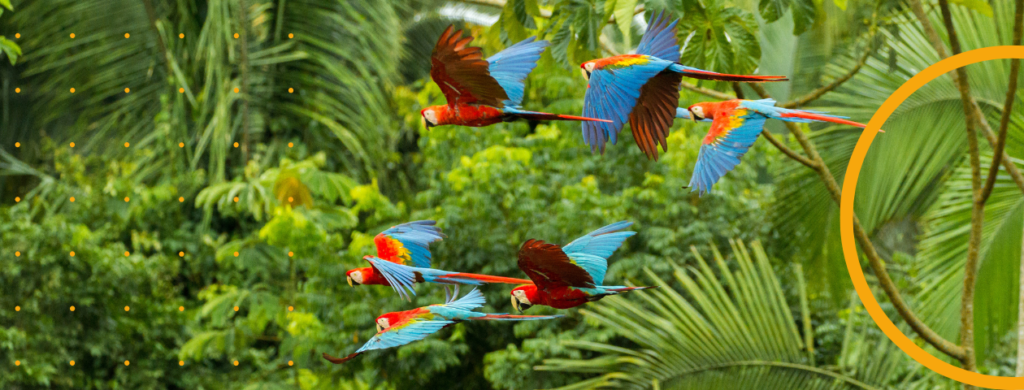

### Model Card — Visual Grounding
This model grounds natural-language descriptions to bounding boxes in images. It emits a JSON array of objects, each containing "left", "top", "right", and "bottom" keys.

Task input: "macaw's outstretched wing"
[
  {"left": 487, "top": 37, "right": 549, "bottom": 107},
  {"left": 431, "top": 26, "right": 509, "bottom": 108},
  {"left": 367, "top": 257, "right": 533, "bottom": 300},
  {"left": 561, "top": 221, "right": 636, "bottom": 284},
  {"left": 517, "top": 239, "right": 596, "bottom": 289},
  {"left": 582, "top": 59, "right": 670, "bottom": 154},
  {"left": 636, "top": 11, "right": 680, "bottom": 62},
  {"left": 375, "top": 220, "right": 445, "bottom": 267},
  {"left": 322, "top": 320, "right": 455, "bottom": 364},
  {"left": 438, "top": 287, "right": 486, "bottom": 311},
  {"left": 629, "top": 71, "right": 683, "bottom": 160},
  {"left": 688, "top": 107, "right": 767, "bottom": 196}
]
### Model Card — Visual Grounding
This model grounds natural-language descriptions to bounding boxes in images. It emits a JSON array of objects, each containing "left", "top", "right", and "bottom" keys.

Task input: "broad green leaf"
[
  {"left": 833, "top": 0, "right": 848, "bottom": 10},
  {"left": 950, "top": 0, "right": 994, "bottom": 17},
  {"left": 679, "top": 2, "right": 761, "bottom": 75},
  {"left": 790, "top": 0, "right": 817, "bottom": 35},
  {"left": 613, "top": 0, "right": 637, "bottom": 43},
  {"left": 0, "top": 37, "right": 20, "bottom": 65},
  {"left": 0, "top": 0, "right": 12, "bottom": 11}
]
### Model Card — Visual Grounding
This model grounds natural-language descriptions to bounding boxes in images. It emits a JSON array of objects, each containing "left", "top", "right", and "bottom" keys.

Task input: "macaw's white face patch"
[{"left": 376, "top": 317, "right": 390, "bottom": 332}]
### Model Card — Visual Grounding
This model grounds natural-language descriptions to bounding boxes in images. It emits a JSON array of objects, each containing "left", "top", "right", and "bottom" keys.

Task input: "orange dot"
[
  {"left": 178, "top": 197, "right": 185, "bottom": 202},
  {"left": 14, "top": 360, "right": 20, "bottom": 366},
  {"left": 70, "top": 360, "right": 75, "bottom": 366},
  {"left": 14, "top": 33, "right": 20, "bottom": 39},
  {"left": 233, "top": 251, "right": 239, "bottom": 257},
  {"left": 69, "top": 142, "right": 75, "bottom": 148},
  {"left": 233, "top": 306, "right": 239, "bottom": 312},
  {"left": 69, "top": 251, "right": 75, "bottom": 257},
  {"left": 179, "top": 360, "right": 184, "bottom": 366},
  {"left": 233, "top": 33, "right": 239, "bottom": 39},
  {"left": 124, "top": 88, "right": 130, "bottom": 93},
  {"left": 14, "top": 197, "right": 20, "bottom": 202},
  {"left": 15, "top": 251, "right": 20, "bottom": 257},
  {"left": 124, "top": 33, "right": 130, "bottom": 38},
  {"left": 70, "top": 306, "right": 75, "bottom": 311},
  {"left": 233, "top": 197, "right": 239, "bottom": 202},
  {"left": 233, "top": 87, "right": 239, "bottom": 93},
  {"left": 288, "top": 33, "right": 294, "bottom": 39},
  {"left": 233, "top": 142, "right": 239, "bottom": 148},
  {"left": 178, "top": 251, "right": 184, "bottom": 257},
  {"left": 178, "top": 88, "right": 184, "bottom": 93},
  {"left": 178, "top": 306, "right": 184, "bottom": 311},
  {"left": 70, "top": 33, "right": 76, "bottom": 38},
  {"left": 288, "top": 306, "right": 294, "bottom": 312},
  {"left": 69, "top": 197, "right": 75, "bottom": 202},
  {"left": 288, "top": 251, "right": 293, "bottom": 257},
  {"left": 178, "top": 142, "right": 184, "bottom": 147},
  {"left": 124, "top": 251, "right": 130, "bottom": 257},
  {"left": 124, "top": 306, "right": 130, "bottom": 311},
  {"left": 14, "top": 88, "right": 20, "bottom": 93},
  {"left": 178, "top": 33, "right": 184, "bottom": 39},
  {"left": 287, "top": 197, "right": 294, "bottom": 202},
  {"left": 288, "top": 360, "right": 293, "bottom": 366},
  {"left": 124, "top": 197, "right": 130, "bottom": 202},
  {"left": 70, "top": 88, "right": 75, "bottom": 93},
  {"left": 288, "top": 142, "right": 293, "bottom": 148},
  {"left": 124, "top": 360, "right": 130, "bottom": 366},
  {"left": 124, "top": 142, "right": 130, "bottom": 147},
  {"left": 233, "top": 360, "right": 239, "bottom": 366},
  {"left": 15, "top": 306, "right": 20, "bottom": 311},
  {"left": 288, "top": 88, "right": 294, "bottom": 93}
]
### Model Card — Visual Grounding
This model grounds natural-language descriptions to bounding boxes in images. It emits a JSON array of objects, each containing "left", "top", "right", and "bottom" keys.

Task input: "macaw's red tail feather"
[
  {"left": 516, "top": 111, "right": 613, "bottom": 123},
  {"left": 779, "top": 112, "right": 884, "bottom": 132},
  {"left": 474, "top": 313, "right": 562, "bottom": 320},
  {"left": 681, "top": 69, "right": 788, "bottom": 83},
  {"left": 438, "top": 272, "right": 534, "bottom": 285},
  {"left": 323, "top": 352, "right": 361, "bottom": 364},
  {"left": 608, "top": 286, "right": 658, "bottom": 293}
]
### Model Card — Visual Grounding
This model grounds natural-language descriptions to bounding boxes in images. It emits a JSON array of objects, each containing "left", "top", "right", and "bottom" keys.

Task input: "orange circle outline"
[{"left": 842, "top": 45, "right": 1024, "bottom": 388}]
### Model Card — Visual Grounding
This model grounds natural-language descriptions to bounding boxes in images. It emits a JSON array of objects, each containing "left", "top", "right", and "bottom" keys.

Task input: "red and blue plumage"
[
  {"left": 421, "top": 27, "right": 610, "bottom": 128},
  {"left": 579, "top": 12, "right": 788, "bottom": 160},
  {"left": 346, "top": 220, "right": 445, "bottom": 287},
  {"left": 686, "top": 98, "right": 876, "bottom": 195},
  {"left": 366, "top": 257, "right": 534, "bottom": 301},
  {"left": 509, "top": 221, "right": 656, "bottom": 312},
  {"left": 322, "top": 289, "right": 561, "bottom": 364}
]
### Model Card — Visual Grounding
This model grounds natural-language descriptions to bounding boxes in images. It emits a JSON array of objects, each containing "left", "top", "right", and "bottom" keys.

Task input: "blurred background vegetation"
[{"left": 0, "top": 0, "right": 1022, "bottom": 388}]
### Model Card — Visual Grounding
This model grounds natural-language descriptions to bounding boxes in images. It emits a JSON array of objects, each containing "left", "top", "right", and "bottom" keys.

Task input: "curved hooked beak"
[
  {"left": 511, "top": 295, "right": 521, "bottom": 313},
  {"left": 422, "top": 117, "right": 430, "bottom": 130},
  {"left": 347, "top": 275, "right": 357, "bottom": 287}
]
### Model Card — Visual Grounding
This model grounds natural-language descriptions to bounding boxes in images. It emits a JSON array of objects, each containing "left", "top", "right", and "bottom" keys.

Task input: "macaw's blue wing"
[
  {"left": 439, "top": 287, "right": 486, "bottom": 312},
  {"left": 562, "top": 221, "right": 635, "bottom": 283},
  {"left": 487, "top": 37, "right": 549, "bottom": 107},
  {"left": 582, "top": 58, "right": 672, "bottom": 153},
  {"left": 636, "top": 11, "right": 680, "bottom": 62},
  {"left": 322, "top": 319, "right": 455, "bottom": 364},
  {"left": 689, "top": 108, "right": 767, "bottom": 196},
  {"left": 368, "top": 257, "right": 535, "bottom": 300},
  {"left": 376, "top": 220, "right": 445, "bottom": 268},
  {"left": 366, "top": 257, "right": 422, "bottom": 300}
]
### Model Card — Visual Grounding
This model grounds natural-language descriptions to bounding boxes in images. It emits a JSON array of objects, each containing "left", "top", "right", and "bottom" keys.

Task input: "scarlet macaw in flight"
[
  {"left": 510, "top": 221, "right": 656, "bottom": 312},
  {"left": 420, "top": 26, "right": 611, "bottom": 128},
  {"left": 347, "top": 221, "right": 533, "bottom": 300},
  {"left": 685, "top": 98, "right": 876, "bottom": 195},
  {"left": 578, "top": 12, "right": 788, "bottom": 160},
  {"left": 322, "top": 288, "right": 561, "bottom": 364}
]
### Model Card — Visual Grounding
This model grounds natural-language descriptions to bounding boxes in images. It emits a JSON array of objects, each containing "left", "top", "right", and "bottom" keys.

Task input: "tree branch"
[
  {"left": 748, "top": 82, "right": 967, "bottom": 360},
  {"left": 909, "top": 0, "right": 1024, "bottom": 196},
  {"left": 781, "top": 35, "right": 875, "bottom": 109},
  {"left": 980, "top": 0, "right": 1023, "bottom": 204},
  {"left": 938, "top": 0, "right": 980, "bottom": 379},
  {"left": 761, "top": 130, "right": 816, "bottom": 169},
  {"left": 680, "top": 80, "right": 735, "bottom": 100}
]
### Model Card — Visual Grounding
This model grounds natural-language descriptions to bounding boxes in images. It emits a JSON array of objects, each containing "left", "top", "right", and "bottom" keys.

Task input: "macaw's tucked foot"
[{"left": 322, "top": 352, "right": 362, "bottom": 364}]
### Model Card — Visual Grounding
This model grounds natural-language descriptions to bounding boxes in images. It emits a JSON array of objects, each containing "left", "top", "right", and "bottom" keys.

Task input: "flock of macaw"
[
  {"left": 421, "top": 11, "right": 877, "bottom": 195},
  {"left": 323, "top": 10, "right": 879, "bottom": 365},
  {"left": 324, "top": 220, "right": 650, "bottom": 364}
]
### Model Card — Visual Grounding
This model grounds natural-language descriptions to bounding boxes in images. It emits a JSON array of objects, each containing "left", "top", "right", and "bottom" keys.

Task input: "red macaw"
[
  {"left": 420, "top": 26, "right": 611, "bottom": 128},
  {"left": 364, "top": 257, "right": 533, "bottom": 301},
  {"left": 346, "top": 221, "right": 445, "bottom": 287},
  {"left": 322, "top": 288, "right": 560, "bottom": 364},
  {"left": 578, "top": 12, "right": 788, "bottom": 160},
  {"left": 509, "top": 221, "right": 655, "bottom": 312},
  {"left": 684, "top": 98, "right": 879, "bottom": 195}
]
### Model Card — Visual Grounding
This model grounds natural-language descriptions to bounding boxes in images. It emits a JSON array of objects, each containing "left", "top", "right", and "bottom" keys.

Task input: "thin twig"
[
  {"left": 938, "top": 0, "right": 980, "bottom": 379},
  {"left": 680, "top": 81, "right": 735, "bottom": 100},
  {"left": 749, "top": 82, "right": 968, "bottom": 360},
  {"left": 781, "top": 34, "right": 875, "bottom": 109},
  {"left": 980, "top": 0, "right": 1023, "bottom": 204},
  {"left": 761, "top": 130, "right": 816, "bottom": 169}
]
